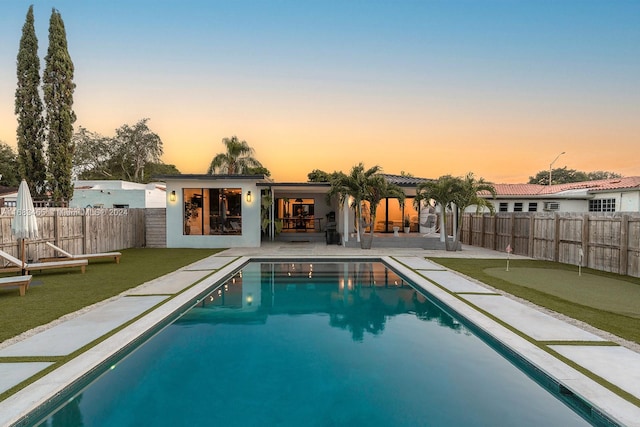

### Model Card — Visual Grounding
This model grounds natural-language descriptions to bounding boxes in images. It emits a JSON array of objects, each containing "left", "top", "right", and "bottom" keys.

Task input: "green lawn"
[
  {"left": 0, "top": 248, "right": 222, "bottom": 343},
  {"left": 429, "top": 258, "right": 640, "bottom": 344}
]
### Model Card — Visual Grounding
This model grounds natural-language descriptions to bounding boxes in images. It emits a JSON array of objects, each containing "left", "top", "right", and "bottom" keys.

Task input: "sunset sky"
[{"left": 0, "top": 0, "right": 638, "bottom": 183}]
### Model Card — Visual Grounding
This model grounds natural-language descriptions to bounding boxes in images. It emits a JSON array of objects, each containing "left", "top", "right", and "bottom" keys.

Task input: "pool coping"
[{"left": 0, "top": 253, "right": 639, "bottom": 426}]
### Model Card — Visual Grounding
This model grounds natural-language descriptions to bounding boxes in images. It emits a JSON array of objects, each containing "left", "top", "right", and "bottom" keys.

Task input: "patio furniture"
[
  {"left": 0, "top": 275, "right": 32, "bottom": 296},
  {"left": 0, "top": 249, "right": 87, "bottom": 275},
  {"left": 44, "top": 242, "right": 121, "bottom": 264},
  {"left": 421, "top": 214, "right": 438, "bottom": 235}
]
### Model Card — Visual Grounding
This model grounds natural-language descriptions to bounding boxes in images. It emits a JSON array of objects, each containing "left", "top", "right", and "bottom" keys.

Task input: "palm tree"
[
  {"left": 207, "top": 135, "right": 263, "bottom": 174},
  {"left": 450, "top": 172, "right": 496, "bottom": 249},
  {"left": 415, "top": 173, "right": 496, "bottom": 251},
  {"left": 415, "top": 175, "right": 460, "bottom": 251},
  {"left": 327, "top": 163, "right": 404, "bottom": 249}
]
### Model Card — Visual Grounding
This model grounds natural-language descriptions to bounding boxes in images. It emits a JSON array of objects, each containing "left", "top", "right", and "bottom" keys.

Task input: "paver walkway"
[{"left": 0, "top": 243, "right": 638, "bottom": 427}]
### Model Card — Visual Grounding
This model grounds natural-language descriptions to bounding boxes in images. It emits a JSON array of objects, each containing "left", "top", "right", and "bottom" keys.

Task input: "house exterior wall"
[
  {"left": 70, "top": 181, "right": 166, "bottom": 209},
  {"left": 593, "top": 191, "right": 640, "bottom": 212},
  {"left": 621, "top": 191, "right": 640, "bottom": 212},
  {"left": 469, "top": 190, "right": 640, "bottom": 214},
  {"left": 480, "top": 198, "right": 588, "bottom": 213},
  {"left": 165, "top": 178, "right": 261, "bottom": 248},
  {"left": 71, "top": 189, "right": 146, "bottom": 208},
  {"left": 144, "top": 185, "right": 168, "bottom": 208}
]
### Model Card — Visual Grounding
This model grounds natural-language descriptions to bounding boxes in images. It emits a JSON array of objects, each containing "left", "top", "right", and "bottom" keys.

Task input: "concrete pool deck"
[{"left": 0, "top": 242, "right": 639, "bottom": 426}]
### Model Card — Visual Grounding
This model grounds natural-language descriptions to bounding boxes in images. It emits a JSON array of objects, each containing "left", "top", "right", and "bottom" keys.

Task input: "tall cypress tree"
[
  {"left": 43, "top": 8, "right": 76, "bottom": 203},
  {"left": 15, "top": 5, "right": 47, "bottom": 197}
]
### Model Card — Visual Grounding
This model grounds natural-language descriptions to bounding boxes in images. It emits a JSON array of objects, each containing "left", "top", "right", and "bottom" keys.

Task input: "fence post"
[
  {"left": 510, "top": 213, "right": 516, "bottom": 253},
  {"left": 582, "top": 214, "right": 589, "bottom": 269},
  {"left": 491, "top": 214, "right": 497, "bottom": 250},
  {"left": 554, "top": 213, "right": 561, "bottom": 262},
  {"left": 82, "top": 208, "right": 88, "bottom": 254},
  {"left": 53, "top": 209, "right": 59, "bottom": 246},
  {"left": 620, "top": 214, "right": 629, "bottom": 276},
  {"left": 480, "top": 214, "right": 486, "bottom": 248},
  {"left": 528, "top": 213, "right": 535, "bottom": 257}
]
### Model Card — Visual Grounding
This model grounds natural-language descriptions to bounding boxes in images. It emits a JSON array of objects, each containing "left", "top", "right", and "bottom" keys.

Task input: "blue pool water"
[{"left": 36, "top": 261, "right": 592, "bottom": 426}]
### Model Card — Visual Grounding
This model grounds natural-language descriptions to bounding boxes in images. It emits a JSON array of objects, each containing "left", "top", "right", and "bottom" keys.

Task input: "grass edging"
[
  {"left": 0, "top": 249, "right": 232, "bottom": 403},
  {"left": 390, "top": 256, "right": 640, "bottom": 410}
]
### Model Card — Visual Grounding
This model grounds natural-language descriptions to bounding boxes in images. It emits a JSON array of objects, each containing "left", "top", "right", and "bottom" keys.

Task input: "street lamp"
[{"left": 549, "top": 151, "right": 565, "bottom": 186}]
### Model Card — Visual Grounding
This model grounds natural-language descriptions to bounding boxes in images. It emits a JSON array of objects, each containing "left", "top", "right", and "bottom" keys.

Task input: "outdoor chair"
[
  {"left": 0, "top": 249, "right": 87, "bottom": 275},
  {"left": 44, "top": 242, "right": 121, "bottom": 264},
  {"left": 421, "top": 214, "right": 439, "bottom": 235},
  {"left": 0, "top": 275, "right": 32, "bottom": 296}
]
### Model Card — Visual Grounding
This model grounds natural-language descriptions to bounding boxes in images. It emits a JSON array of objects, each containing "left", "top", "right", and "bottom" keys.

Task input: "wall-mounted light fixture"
[
  {"left": 246, "top": 190, "right": 252, "bottom": 202},
  {"left": 169, "top": 190, "right": 176, "bottom": 202}
]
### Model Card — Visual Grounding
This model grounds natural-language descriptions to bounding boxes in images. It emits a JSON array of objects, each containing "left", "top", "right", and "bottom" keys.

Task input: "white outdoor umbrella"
[{"left": 11, "top": 180, "right": 39, "bottom": 273}]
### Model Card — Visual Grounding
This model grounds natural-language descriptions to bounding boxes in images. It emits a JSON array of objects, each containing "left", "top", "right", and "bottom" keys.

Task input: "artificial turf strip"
[
  {"left": 392, "top": 258, "right": 640, "bottom": 408},
  {"left": 429, "top": 258, "right": 640, "bottom": 345},
  {"left": 0, "top": 248, "right": 222, "bottom": 343}
]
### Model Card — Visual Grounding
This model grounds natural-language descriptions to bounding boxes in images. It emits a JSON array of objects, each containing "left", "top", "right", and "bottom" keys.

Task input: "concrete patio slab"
[
  {"left": 460, "top": 294, "right": 606, "bottom": 342},
  {"left": 183, "top": 256, "right": 238, "bottom": 271},
  {"left": 124, "top": 270, "right": 213, "bottom": 295},
  {"left": 420, "top": 270, "right": 497, "bottom": 293},
  {"left": 549, "top": 345, "right": 640, "bottom": 399},
  {"left": 0, "top": 363, "right": 53, "bottom": 395},
  {"left": 0, "top": 296, "right": 167, "bottom": 357},
  {"left": 393, "top": 256, "right": 446, "bottom": 270}
]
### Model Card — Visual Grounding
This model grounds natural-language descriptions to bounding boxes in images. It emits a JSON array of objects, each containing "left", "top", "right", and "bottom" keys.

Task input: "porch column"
[{"left": 342, "top": 198, "right": 350, "bottom": 245}]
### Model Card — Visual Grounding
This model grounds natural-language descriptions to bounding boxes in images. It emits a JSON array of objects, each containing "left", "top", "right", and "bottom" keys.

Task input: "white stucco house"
[
  {"left": 70, "top": 180, "right": 167, "bottom": 209},
  {"left": 160, "top": 173, "right": 430, "bottom": 249}
]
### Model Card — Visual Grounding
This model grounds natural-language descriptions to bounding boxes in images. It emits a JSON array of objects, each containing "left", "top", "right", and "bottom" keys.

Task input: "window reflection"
[{"left": 183, "top": 188, "right": 242, "bottom": 235}]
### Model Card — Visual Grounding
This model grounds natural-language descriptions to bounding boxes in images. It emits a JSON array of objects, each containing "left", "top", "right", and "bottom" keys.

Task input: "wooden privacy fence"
[
  {"left": 0, "top": 208, "right": 146, "bottom": 263},
  {"left": 460, "top": 212, "right": 640, "bottom": 278}
]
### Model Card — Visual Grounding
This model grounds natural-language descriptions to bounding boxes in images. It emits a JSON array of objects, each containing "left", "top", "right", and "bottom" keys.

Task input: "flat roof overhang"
[{"left": 257, "top": 182, "right": 331, "bottom": 194}]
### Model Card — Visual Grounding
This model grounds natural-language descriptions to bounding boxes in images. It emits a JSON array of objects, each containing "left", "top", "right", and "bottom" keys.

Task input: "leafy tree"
[
  {"left": 528, "top": 168, "right": 622, "bottom": 185},
  {"left": 586, "top": 171, "right": 622, "bottom": 181},
  {"left": 0, "top": 142, "right": 20, "bottom": 187},
  {"left": 307, "top": 169, "right": 341, "bottom": 182},
  {"left": 142, "top": 162, "right": 180, "bottom": 183},
  {"left": 43, "top": 8, "right": 76, "bottom": 202},
  {"left": 327, "top": 163, "right": 404, "bottom": 249},
  {"left": 245, "top": 165, "right": 271, "bottom": 176},
  {"left": 113, "top": 118, "right": 163, "bottom": 182},
  {"left": 207, "top": 135, "right": 263, "bottom": 174},
  {"left": 15, "top": 5, "right": 47, "bottom": 196},
  {"left": 72, "top": 120, "right": 167, "bottom": 183},
  {"left": 72, "top": 126, "right": 114, "bottom": 179}
]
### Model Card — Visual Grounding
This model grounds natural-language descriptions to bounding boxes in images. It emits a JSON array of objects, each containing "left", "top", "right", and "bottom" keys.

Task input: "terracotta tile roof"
[
  {"left": 488, "top": 177, "right": 640, "bottom": 196},
  {"left": 381, "top": 174, "right": 429, "bottom": 186}
]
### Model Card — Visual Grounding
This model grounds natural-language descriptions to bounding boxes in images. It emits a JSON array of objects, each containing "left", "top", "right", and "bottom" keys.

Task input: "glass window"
[
  {"left": 183, "top": 188, "right": 242, "bottom": 235},
  {"left": 514, "top": 202, "right": 523, "bottom": 212},
  {"left": 528, "top": 203, "right": 538, "bottom": 212},
  {"left": 589, "top": 199, "right": 616, "bottom": 212},
  {"left": 499, "top": 202, "right": 508, "bottom": 212}
]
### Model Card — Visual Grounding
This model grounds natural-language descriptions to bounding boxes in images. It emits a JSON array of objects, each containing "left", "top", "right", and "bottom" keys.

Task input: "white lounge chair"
[
  {"left": 0, "top": 249, "right": 87, "bottom": 275},
  {"left": 45, "top": 242, "right": 121, "bottom": 264},
  {"left": 0, "top": 275, "right": 32, "bottom": 296}
]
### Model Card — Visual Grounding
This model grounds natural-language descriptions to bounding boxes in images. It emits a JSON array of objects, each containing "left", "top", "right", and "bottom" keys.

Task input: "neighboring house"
[
  {"left": 0, "top": 185, "right": 18, "bottom": 207},
  {"left": 70, "top": 180, "right": 167, "bottom": 209},
  {"left": 476, "top": 177, "right": 640, "bottom": 213}
]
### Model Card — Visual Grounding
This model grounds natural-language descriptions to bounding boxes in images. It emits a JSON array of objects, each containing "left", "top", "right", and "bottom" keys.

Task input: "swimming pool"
[{"left": 33, "top": 260, "right": 594, "bottom": 426}]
